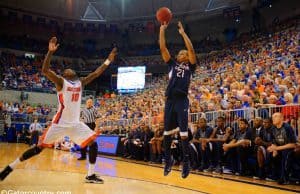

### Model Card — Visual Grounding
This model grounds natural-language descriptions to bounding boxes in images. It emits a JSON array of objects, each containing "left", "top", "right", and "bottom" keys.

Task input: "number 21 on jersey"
[{"left": 176, "top": 68, "right": 185, "bottom": 78}]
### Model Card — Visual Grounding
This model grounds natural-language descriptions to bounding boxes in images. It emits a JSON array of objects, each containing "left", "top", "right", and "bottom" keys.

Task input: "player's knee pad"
[
  {"left": 21, "top": 146, "right": 43, "bottom": 161},
  {"left": 88, "top": 142, "right": 98, "bottom": 164}
]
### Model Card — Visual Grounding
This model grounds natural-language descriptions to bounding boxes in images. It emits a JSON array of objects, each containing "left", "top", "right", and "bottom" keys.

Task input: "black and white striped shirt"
[{"left": 80, "top": 107, "right": 100, "bottom": 124}]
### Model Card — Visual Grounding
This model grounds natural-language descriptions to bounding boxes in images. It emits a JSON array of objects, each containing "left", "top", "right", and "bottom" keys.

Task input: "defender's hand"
[
  {"left": 108, "top": 47, "right": 117, "bottom": 62},
  {"left": 48, "top": 37, "right": 59, "bottom": 53},
  {"left": 178, "top": 21, "right": 185, "bottom": 35}
]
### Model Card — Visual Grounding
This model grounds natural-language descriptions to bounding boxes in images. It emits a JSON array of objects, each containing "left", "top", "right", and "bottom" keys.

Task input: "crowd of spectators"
[
  {"left": 0, "top": 100, "right": 54, "bottom": 128},
  {"left": 0, "top": 52, "right": 64, "bottom": 92}
]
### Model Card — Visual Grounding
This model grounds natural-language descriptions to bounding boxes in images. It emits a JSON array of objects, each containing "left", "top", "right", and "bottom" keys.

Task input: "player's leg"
[
  {"left": 278, "top": 149, "right": 294, "bottom": 184},
  {"left": 0, "top": 145, "right": 44, "bottom": 181},
  {"left": 78, "top": 123, "right": 95, "bottom": 160},
  {"left": 143, "top": 140, "right": 150, "bottom": 162},
  {"left": 237, "top": 145, "right": 251, "bottom": 175},
  {"left": 156, "top": 139, "right": 163, "bottom": 163},
  {"left": 176, "top": 98, "right": 190, "bottom": 178},
  {"left": 189, "top": 142, "right": 199, "bottom": 170},
  {"left": 78, "top": 146, "right": 87, "bottom": 160},
  {"left": 150, "top": 140, "right": 157, "bottom": 163},
  {"left": 85, "top": 140, "right": 102, "bottom": 183},
  {"left": 227, "top": 147, "right": 238, "bottom": 174},
  {"left": 209, "top": 142, "right": 221, "bottom": 173},
  {"left": 255, "top": 146, "right": 266, "bottom": 179},
  {"left": 70, "top": 122, "right": 102, "bottom": 184},
  {"left": 163, "top": 99, "right": 178, "bottom": 176},
  {"left": 0, "top": 126, "right": 58, "bottom": 181}
]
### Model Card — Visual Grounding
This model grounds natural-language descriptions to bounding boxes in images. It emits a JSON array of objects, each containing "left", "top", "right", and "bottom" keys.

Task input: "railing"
[
  {"left": 3, "top": 87, "right": 55, "bottom": 94},
  {"left": 3, "top": 104, "right": 299, "bottom": 133},
  {"left": 5, "top": 112, "right": 52, "bottom": 124},
  {"left": 97, "top": 104, "right": 300, "bottom": 131},
  {"left": 190, "top": 107, "right": 257, "bottom": 128},
  {"left": 98, "top": 117, "right": 151, "bottom": 128}
]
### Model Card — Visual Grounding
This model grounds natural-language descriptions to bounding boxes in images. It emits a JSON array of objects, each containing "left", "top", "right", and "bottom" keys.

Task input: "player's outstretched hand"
[
  {"left": 108, "top": 47, "right": 117, "bottom": 62},
  {"left": 178, "top": 21, "right": 185, "bottom": 35},
  {"left": 48, "top": 37, "right": 59, "bottom": 53}
]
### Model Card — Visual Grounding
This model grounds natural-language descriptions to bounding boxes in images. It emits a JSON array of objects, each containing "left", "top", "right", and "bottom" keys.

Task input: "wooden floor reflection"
[{"left": 0, "top": 143, "right": 299, "bottom": 194}]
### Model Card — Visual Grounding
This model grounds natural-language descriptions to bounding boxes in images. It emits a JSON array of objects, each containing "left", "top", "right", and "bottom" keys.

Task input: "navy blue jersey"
[
  {"left": 259, "top": 127, "right": 273, "bottom": 143},
  {"left": 235, "top": 128, "right": 252, "bottom": 141},
  {"left": 215, "top": 128, "right": 226, "bottom": 140},
  {"left": 194, "top": 126, "right": 213, "bottom": 139},
  {"left": 272, "top": 123, "right": 296, "bottom": 146},
  {"left": 165, "top": 58, "right": 196, "bottom": 97}
]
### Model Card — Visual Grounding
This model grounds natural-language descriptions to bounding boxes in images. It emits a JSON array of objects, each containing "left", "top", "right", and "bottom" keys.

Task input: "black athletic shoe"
[
  {"left": 197, "top": 164, "right": 205, "bottom": 172},
  {"left": 203, "top": 165, "right": 214, "bottom": 173},
  {"left": 77, "top": 157, "right": 86, "bottom": 161},
  {"left": 164, "top": 157, "right": 174, "bottom": 176},
  {"left": 0, "top": 166, "right": 13, "bottom": 181},
  {"left": 212, "top": 166, "right": 223, "bottom": 174},
  {"left": 85, "top": 174, "right": 104, "bottom": 184},
  {"left": 181, "top": 161, "right": 190, "bottom": 179},
  {"left": 277, "top": 177, "right": 289, "bottom": 185}
]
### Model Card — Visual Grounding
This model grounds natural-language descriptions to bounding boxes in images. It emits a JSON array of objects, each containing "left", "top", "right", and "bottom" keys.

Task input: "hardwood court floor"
[{"left": 0, "top": 143, "right": 299, "bottom": 194}]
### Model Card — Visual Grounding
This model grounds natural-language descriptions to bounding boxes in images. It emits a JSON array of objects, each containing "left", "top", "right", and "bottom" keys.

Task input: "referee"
[{"left": 78, "top": 98, "right": 100, "bottom": 160}]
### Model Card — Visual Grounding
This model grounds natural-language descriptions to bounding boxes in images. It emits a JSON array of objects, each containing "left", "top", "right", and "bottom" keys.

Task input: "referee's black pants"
[
  {"left": 30, "top": 130, "right": 39, "bottom": 146},
  {"left": 80, "top": 122, "right": 96, "bottom": 158}
]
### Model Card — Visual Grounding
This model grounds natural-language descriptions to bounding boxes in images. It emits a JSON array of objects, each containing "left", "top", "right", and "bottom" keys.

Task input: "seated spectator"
[
  {"left": 122, "top": 124, "right": 141, "bottom": 159},
  {"left": 140, "top": 124, "right": 154, "bottom": 162},
  {"left": 149, "top": 124, "right": 164, "bottom": 163},
  {"left": 267, "top": 112, "right": 296, "bottom": 184},
  {"left": 206, "top": 116, "right": 233, "bottom": 173},
  {"left": 16, "top": 125, "right": 30, "bottom": 144},
  {"left": 223, "top": 119, "right": 253, "bottom": 176},
  {"left": 253, "top": 117, "right": 273, "bottom": 179},
  {"left": 191, "top": 118, "right": 214, "bottom": 171}
]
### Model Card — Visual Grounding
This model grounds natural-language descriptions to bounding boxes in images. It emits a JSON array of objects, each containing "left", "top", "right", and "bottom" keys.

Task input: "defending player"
[{"left": 0, "top": 37, "right": 117, "bottom": 184}]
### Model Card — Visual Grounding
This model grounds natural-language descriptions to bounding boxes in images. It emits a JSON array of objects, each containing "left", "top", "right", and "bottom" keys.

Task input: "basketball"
[{"left": 156, "top": 7, "right": 172, "bottom": 24}]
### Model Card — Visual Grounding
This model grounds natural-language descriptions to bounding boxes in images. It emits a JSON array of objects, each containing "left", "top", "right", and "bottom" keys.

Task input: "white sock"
[
  {"left": 88, "top": 163, "right": 95, "bottom": 176},
  {"left": 9, "top": 158, "right": 21, "bottom": 169}
]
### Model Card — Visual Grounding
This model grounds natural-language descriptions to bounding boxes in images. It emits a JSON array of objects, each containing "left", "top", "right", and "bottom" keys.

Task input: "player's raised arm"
[
  {"left": 42, "top": 37, "right": 63, "bottom": 91},
  {"left": 159, "top": 22, "right": 171, "bottom": 63},
  {"left": 80, "top": 48, "right": 117, "bottom": 87},
  {"left": 178, "top": 21, "right": 196, "bottom": 65}
]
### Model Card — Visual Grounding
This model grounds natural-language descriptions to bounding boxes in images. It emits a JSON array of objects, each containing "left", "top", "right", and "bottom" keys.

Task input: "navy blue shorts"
[{"left": 164, "top": 97, "right": 189, "bottom": 136}]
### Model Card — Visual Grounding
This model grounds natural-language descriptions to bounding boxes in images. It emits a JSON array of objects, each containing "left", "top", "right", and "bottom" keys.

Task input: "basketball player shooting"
[
  {"left": 159, "top": 21, "right": 196, "bottom": 178},
  {"left": 0, "top": 37, "right": 117, "bottom": 184}
]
